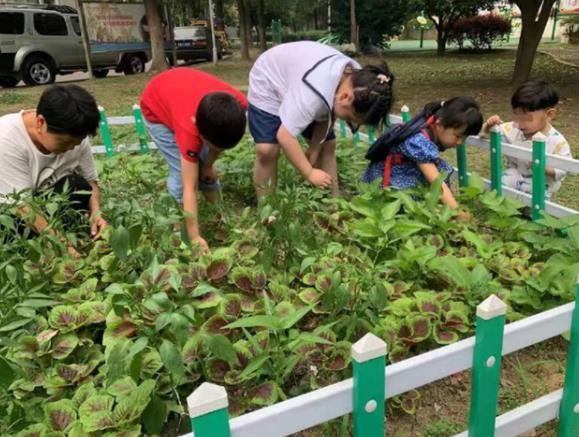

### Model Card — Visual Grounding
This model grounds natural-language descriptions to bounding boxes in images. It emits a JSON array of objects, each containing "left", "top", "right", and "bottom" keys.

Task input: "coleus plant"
[{"left": 1, "top": 144, "right": 578, "bottom": 436}]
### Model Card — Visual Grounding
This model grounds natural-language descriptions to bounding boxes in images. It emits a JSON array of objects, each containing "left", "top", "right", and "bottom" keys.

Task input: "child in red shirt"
[{"left": 141, "top": 68, "right": 247, "bottom": 252}]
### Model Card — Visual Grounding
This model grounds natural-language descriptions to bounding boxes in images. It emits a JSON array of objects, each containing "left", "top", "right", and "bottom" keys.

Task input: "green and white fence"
[{"left": 183, "top": 285, "right": 579, "bottom": 437}]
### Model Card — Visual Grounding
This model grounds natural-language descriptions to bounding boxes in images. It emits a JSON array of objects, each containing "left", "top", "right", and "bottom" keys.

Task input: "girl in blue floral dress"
[{"left": 363, "top": 97, "right": 483, "bottom": 210}]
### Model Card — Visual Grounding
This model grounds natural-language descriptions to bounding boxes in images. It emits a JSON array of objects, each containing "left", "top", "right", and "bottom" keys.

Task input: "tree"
[
  {"left": 411, "top": 0, "right": 494, "bottom": 55},
  {"left": 350, "top": 0, "right": 357, "bottom": 49},
  {"left": 512, "top": 0, "right": 557, "bottom": 86},
  {"left": 144, "top": 0, "right": 168, "bottom": 72},
  {"left": 332, "top": 0, "right": 411, "bottom": 50},
  {"left": 237, "top": 0, "right": 251, "bottom": 60},
  {"left": 257, "top": 0, "right": 267, "bottom": 52}
]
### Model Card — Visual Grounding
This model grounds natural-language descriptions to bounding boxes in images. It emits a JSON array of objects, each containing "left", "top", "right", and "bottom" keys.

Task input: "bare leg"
[{"left": 254, "top": 142, "right": 281, "bottom": 198}]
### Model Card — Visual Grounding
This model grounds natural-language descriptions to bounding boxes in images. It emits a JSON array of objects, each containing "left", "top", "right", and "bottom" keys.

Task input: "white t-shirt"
[
  {"left": 0, "top": 111, "right": 98, "bottom": 203},
  {"left": 248, "top": 41, "right": 361, "bottom": 138},
  {"left": 499, "top": 121, "right": 572, "bottom": 195}
]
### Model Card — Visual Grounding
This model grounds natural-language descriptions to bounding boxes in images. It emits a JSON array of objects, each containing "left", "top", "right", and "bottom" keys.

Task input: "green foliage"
[{"left": 0, "top": 139, "right": 577, "bottom": 435}]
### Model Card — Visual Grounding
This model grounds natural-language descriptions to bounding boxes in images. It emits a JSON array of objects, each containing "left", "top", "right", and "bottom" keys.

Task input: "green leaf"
[
  {"left": 381, "top": 199, "right": 401, "bottom": 220},
  {"left": 300, "top": 257, "right": 316, "bottom": 274},
  {"left": 0, "top": 356, "right": 15, "bottom": 389},
  {"left": 52, "top": 334, "right": 79, "bottom": 360},
  {"left": 352, "top": 219, "right": 382, "bottom": 238},
  {"left": 142, "top": 395, "right": 168, "bottom": 435},
  {"left": 107, "top": 376, "right": 137, "bottom": 398},
  {"left": 79, "top": 394, "right": 114, "bottom": 418},
  {"left": 159, "top": 339, "right": 185, "bottom": 380},
  {"left": 111, "top": 226, "right": 130, "bottom": 260},
  {"left": 16, "top": 424, "right": 49, "bottom": 437},
  {"left": 281, "top": 305, "right": 312, "bottom": 329},
  {"left": 80, "top": 411, "right": 115, "bottom": 432},
  {"left": 225, "top": 315, "right": 281, "bottom": 330},
  {"left": 191, "top": 282, "right": 220, "bottom": 298},
  {"left": 113, "top": 380, "right": 155, "bottom": 423},
  {"left": 239, "top": 354, "right": 269, "bottom": 380},
  {"left": 250, "top": 381, "right": 280, "bottom": 406},
  {"left": 44, "top": 399, "right": 77, "bottom": 432},
  {"left": 0, "top": 318, "right": 32, "bottom": 332},
  {"left": 72, "top": 382, "right": 97, "bottom": 408},
  {"left": 207, "top": 335, "right": 237, "bottom": 365},
  {"left": 48, "top": 306, "right": 79, "bottom": 332}
]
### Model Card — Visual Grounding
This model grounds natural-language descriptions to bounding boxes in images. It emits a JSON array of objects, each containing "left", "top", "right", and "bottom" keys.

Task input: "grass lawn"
[{"left": 1, "top": 48, "right": 578, "bottom": 209}]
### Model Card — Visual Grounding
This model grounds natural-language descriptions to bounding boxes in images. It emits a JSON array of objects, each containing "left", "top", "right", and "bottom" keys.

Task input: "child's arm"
[
  {"left": 417, "top": 162, "right": 459, "bottom": 209},
  {"left": 277, "top": 125, "right": 332, "bottom": 188},
  {"left": 480, "top": 115, "right": 503, "bottom": 138},
  {"left": 181, "top": 157, "right": 209, "bottom": 253}
]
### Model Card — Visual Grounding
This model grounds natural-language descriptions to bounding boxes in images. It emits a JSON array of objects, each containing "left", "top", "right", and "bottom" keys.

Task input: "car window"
[
  {"left": 0, "top": 12, "right": 25, "bottom": 35},
  {"left": 70, "top": 16, "right": 81, "bottom": 36},
  {"left": 34, "top": 13, "right": 68, "bottom": 36},
  {"left": 174, "top": 27, "right": 206, "bottom": 39}
]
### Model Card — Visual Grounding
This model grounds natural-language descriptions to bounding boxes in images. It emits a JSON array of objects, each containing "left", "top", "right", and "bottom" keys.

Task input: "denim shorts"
[
  {"left": 144, "top": 118, "right": 220, "bottom": 202},
  {"left": 248, "top": 104, "right": 336, "bottom": 144}
]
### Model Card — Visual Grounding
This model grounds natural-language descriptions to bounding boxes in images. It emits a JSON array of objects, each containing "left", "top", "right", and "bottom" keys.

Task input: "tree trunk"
[
  {"left": 257, "top": 0, "right": 267, "bottom": 52},
  {"left": 512, "top": 0, "right": 556, "bottom": 87},
  {"left": 436, "top": 31, "right": 447, "bottom": 56},
  {"left": 238, "top": 0, "right": 250, "bottom": 60},
  {"left": 243, "top": 0, "right": 252, "bottom": 52},
  {"left": 350, "top": 0, "right": 357, "bottom": 49},
  {"left": 215, "top": 0, "right": 225, "bottom": 21},
  {"left": 144, "top": 0, "right": 167, "bottom": 72}
]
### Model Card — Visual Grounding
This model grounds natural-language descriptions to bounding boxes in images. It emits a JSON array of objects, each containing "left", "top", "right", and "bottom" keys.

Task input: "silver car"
[{"left": 0, "top": 4, "right": 149, "bottom": 87}]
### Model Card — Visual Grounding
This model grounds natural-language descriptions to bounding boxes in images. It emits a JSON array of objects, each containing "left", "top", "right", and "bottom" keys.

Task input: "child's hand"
[
  {"left": 485, "top": 115, "right": 503, "bottom": 129},
  {"left": 307, "top": 168, "right": 333, "bottom": 188}
]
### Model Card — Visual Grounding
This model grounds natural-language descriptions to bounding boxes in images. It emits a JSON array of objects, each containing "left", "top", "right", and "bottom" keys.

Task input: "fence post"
[
  {"left": 354, "top": 131, "right": 360, "bottom": 146},
  {"left": 401, "top": 105, "right": 411, "bottom": 123},
  {"left": 557, "top": 275, "right": 579, "bottom": 437},
  {"left": 188, "top": 382, "right": 231, "bottom": 437},
  {"left": 133, "top": 104, "right": 150, "bottom": 154},
  {"left": 368, "top": 126, "right": 376, "bottom": 144},
  {"left": 532, "top": 132, "right": 546, "bottom": 221},
  {"left": 490, "top": 126, "right": 503, "bottom": 195},
  {"left": 339, "top": 120, "right": 347, "bottom": 139},
  {"left": 457, "top": 144, "right": 469, "bottom": 188},
  {"left": 468, "top": 294, "right": 507, "bottom": 437},
  {"left": 98, "top": 106, "right": 114, "bottom": 158},
  {"left": 352, "top": 333, "right": 387, "bottom": 437}
]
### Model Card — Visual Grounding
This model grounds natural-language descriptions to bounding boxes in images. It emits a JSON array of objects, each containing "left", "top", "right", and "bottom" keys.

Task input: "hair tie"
[{"left": 376, "top": 74, "right": 390, "bottom": 84}]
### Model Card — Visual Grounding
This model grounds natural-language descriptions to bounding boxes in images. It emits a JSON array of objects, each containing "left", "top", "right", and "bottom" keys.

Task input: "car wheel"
[
  {"left": 0, "top": 76, "right": 19, "bottom": 88},
  {"left": 122, "top": 54, "right": 145, "bottom": 75},
  {"left": 21, "top": 56, "right": 55, "bottom": 86},
  {"left": 92, "top": 69, "right": 109, "bottom": 78}
]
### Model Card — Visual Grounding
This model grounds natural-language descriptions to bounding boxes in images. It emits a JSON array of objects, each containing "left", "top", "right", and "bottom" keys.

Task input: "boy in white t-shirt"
[
  {"left": 483, "top": 80, "right": 572, "bottom": 198},
  {"left": 0, "top": 85, "right": 107, "bottom": 255},
  {"left": 248, "top": 41, "right": 395, "bottom": 197}
]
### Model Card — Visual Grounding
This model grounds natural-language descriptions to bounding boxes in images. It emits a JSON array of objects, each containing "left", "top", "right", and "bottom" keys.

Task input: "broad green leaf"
[
  {"left": 250, "top": 381, "right": 280, "bottom": 406},
  {"left": 48, "top": 306, "right": 79, "bottom": 332},
  {"left": 107, "top": 376, "right": 137, "bottom": 398},
  {"left": 159, "top": 339, "right": 185, "bottom": 379},
  {"left": 79, "top": 394, "right": 114, "bottom": 418},
  {"left": 0, "top": 356, "right": 15, "bottom": 389},
  {"left": 80, "top": 411, "right": 115, "bottom": 432},
  {"left": 72, "top": 382, "right": 97, "bottom": 408},
  {"left": 111, "top": 225, "right": 130, "bottom": 260},
  {"left": 16, "top": 424, "right": 49, "bottom": 437},
  {"left": 44, "top": 399, "right": 77, "bottom": 432},
  {"left": 239, "top": 354, "right": 269, "bottom": 380},
  {"left": 352, "top": 219, "right": 382, "bottom": 238},
  {"left": 142, "top": 395, "right": 168, "bottom": 435},
  {"left": 207, "top": 335, "right": 237, "bottom": 365},
  {"left": 52, "top": 334, "right": 79, "bottom": 360},
  {"left": 381, "top": 199, "right": 401, "bottom": 220}
]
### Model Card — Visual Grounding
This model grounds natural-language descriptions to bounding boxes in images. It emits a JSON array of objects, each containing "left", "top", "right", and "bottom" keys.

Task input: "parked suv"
[
  {"left": 0, "top": 5, "right": 149, "bottom": 87},
  {"left": 167, "top": 26, "right": 223, "bottom": 64}
]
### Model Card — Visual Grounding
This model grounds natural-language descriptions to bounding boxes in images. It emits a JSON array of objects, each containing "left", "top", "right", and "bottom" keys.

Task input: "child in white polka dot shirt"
[{"left": 482, "top": 81, "right": 572, "bottom": 198}]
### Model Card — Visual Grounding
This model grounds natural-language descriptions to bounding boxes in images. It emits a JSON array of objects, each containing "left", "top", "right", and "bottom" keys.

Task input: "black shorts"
[{"left": 248, "top": 104, "right": 336, "bottom": 144}]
